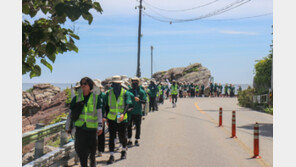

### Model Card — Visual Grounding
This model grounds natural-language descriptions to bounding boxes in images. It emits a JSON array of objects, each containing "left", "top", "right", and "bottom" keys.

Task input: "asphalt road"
[{"left": 69, "top": 97, "right": 273, "bottom": 167}]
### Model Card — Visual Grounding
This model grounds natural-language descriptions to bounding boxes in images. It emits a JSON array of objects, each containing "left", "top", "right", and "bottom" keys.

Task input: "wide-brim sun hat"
[
  {"left": 111, "top": 75, "right": 123, "bottom": 84},
  {"left": 74, "top": 82, "right": 81, "bottom": 88},
  {"left": 93, "top": 79, "right": 103, "bottom": 88}
]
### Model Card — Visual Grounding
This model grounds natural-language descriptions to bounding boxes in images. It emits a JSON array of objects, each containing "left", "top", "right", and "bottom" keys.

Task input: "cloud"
[{"left": 219, "top": 30, "right": 258, "bottom": 35}]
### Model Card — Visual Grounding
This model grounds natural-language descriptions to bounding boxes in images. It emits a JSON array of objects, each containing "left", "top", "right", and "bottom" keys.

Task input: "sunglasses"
[{"left": 81, "top": 82, "right": 88, "bottom": 86}]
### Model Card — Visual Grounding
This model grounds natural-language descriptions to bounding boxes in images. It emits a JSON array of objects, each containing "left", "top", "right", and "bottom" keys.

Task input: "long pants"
[
  {"left": 108, "top": 120, "right": 127, "bottom": 152},
  {"left": 190, "top": 90, "right": 195, "bottom": 97},
  {"left": 127, "top": 114, "right": 142, "bottom": 140},
  {"left": 172, "top": 94, "right": 177, "bottom": 104},
  {"left": 97, "top": 124, "right": 105, "bottom": 153},
  {"left": 149, "top": 96, "right": 157, "bottom": 111},
  {"left": 75, "top": 127, "right": 97, "bottom": 167},
  {"left": 159, "top": 95, "right": 164, "bottom": 103}
]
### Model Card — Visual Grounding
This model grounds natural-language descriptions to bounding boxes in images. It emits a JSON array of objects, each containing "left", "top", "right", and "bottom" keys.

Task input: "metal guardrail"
[
  {"left": 253, "top": 94, "right": 269, "bottom": 104},
  {"left": 23, "top": 118, "right": 109, "bottom": 167},
  {"left": 22, "top": 121, "right": 66, "bottom": 146}
]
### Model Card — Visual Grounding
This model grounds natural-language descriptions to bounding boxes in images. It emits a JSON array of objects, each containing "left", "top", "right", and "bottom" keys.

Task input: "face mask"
[
  {"left": 132, "top": 83, "right": 138, "bottom": 88},
  {"left": 112, "top": 83, "right": 121, "bottom": 89}
]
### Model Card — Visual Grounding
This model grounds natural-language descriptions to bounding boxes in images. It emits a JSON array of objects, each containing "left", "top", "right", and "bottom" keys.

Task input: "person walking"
[
  {"left": 218, "top": 83, "right": 223, "bottom": 97},
  {"left": 200, "top": 84, "right": 205, "bottom": 97},
  {"left": 210, "top": 82, "right": 214, "bottom": 97},
  {"left": 224, "top": 84, "right": 229, "bottom": 97},
  {"left": 68, "top": 77, "right": 103, "bottom": 167},
  {"left": 170, "top": 80, "right": 178, "bottom": 108},
  {"left": 230, "top": 84, "right": 235, "bottom": 97},
  {"left": 195, "top": 84, "right": 199, "bottom": 97},
  {"left": 127, "top": 77, "right": 147, "bottom": 147},
  {"left": 214, "top": 83, "right": 218, "bottom": 97},
  {"left": 105, "top": 76, "right": 133, "bottom": 164},
  {"left": 93, "top": 79, "right": 106, "bottom": 157},
  {"left": 148, "top": 79, "right": 158, "bottom": 112}
]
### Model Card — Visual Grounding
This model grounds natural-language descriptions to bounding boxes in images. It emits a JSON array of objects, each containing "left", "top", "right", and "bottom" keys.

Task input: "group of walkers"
[
  {"left": 65, "top": 76, "right": 241, "bottom": 166},
  {"left": 209, "top": 82, "right": 240, "bottom": 97},
  {"left": 65, "top": 76, "right": 180, "bottom": 166}
]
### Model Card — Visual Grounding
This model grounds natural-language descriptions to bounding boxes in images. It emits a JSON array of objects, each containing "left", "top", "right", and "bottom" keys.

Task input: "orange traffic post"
[
  {"left": 219, "top": 107, "right": 222, "bottom": 127},
  {"left": 253, "top": 122, "right": 261, "bottom": 159},
  {"left": 231, "top": 111, "right": 237, "bottom": 138}
]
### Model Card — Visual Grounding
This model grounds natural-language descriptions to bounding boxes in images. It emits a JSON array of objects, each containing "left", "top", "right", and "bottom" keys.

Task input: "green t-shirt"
[{"left": 129, "top": 87, "right": 147, "bottom": 115}]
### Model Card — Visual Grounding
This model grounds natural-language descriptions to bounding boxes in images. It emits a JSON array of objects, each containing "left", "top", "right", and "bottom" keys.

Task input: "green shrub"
[
  {"left": 64, "top": 88, "right": 72, "bottom": 105},
  {"left": 183, "top": 67, "right": 199, "bottom": 75},
  {"left": 264, "top": 107, "right": 273, "bottom": 115},
  {"left": 49, "top": 113, "right": 68, "bottom": 125},
  {"left": 25, "top": 88, "right": 33, "bottom": 93},
  {"left": 238, "top": 87, "right": 255, "bottom": 108}
]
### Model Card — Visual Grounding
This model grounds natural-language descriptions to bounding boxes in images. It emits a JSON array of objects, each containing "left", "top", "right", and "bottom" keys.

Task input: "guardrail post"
[
  {"left": 60, "top": 117, "right": 70, "bottom": 166},
  {"left": 60, "top": 118, "right": 68, "bottom": 147},
  {"left": 34, "top": 123, "right": 45, "bottom": 159}
]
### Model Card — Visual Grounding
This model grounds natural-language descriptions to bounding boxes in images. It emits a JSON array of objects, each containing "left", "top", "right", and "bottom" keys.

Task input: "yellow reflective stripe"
[{"left": 108, "top": 111, "right": 117, "bottom": 115}]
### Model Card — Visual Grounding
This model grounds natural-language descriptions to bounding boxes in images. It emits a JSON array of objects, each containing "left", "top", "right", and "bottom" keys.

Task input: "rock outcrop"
[
  {"left": 22, "top": 84, "right": 61, "bottom": 117},
  {"left": 152, "top": 63, "right": 211, "bottom": 86},
  {"left": 22, "top": 84, "right": 69, "bottom": 134}
]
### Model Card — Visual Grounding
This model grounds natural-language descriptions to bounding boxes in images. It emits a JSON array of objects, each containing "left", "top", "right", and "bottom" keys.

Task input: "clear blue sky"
[{"left": 22, "top": 0, "right": 273, "bottom": 84}]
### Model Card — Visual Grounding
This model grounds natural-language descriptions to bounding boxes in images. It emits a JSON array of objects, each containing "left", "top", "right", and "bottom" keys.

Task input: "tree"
[
  {"left": 22, "top": 0, "right": 102, "bottom": 78},
  {"left": 253, "top": 26, "right": 273, "bottom": 94}
]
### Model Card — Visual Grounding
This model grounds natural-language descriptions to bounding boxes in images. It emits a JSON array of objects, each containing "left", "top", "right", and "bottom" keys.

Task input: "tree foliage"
[
  {"left": 253, "top": 55, "right": 272, "bottom": 94},
  {"left": 22, "top": 0, "right": 103, "bottom": 78},
  {"left": 253, "top": 27, "right": 273, "bottom": 94}
]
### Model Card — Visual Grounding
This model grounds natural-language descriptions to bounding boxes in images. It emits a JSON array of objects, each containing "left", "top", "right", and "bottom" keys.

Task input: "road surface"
[{"left": 69, "top": 97, "right": 273, "bottom": 167}]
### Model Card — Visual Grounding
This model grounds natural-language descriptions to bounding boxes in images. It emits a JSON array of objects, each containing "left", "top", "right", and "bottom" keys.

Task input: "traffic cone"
[
  {"left": 253, "top": 122, "right": 261, "bottom": 159},
  {"left": 219, "top": 107, "right": 222, "bottom": 127},
  {"left": 231, "top": 111, "right": 237, "bottom": 138}
]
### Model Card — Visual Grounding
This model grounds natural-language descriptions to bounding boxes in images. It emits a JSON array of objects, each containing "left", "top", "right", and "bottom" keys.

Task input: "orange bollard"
[
  {"left": 231, "top": 111, "right": 237, "bottom": 138},
  {"left": 219, "top": 107, "right": 222, "bottom": 127},
  {"left": 253, "top": 122, "right": 261, "bottom": 159}
]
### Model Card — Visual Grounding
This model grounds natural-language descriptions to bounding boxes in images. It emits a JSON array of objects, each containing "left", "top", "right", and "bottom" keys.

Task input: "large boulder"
[{"left": 152, "top": 63, "right": 211, "bottom": 85}]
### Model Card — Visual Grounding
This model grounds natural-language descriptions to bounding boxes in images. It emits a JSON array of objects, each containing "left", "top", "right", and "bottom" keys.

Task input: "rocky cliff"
[
  {"left": 22, "top": 84, "right": 69, "bottom": 133},
  {"left": 152, "top": 63, "right": 211, "bottom": 85}
]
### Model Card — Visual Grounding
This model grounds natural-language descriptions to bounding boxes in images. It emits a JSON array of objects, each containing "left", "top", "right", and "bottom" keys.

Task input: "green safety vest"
[
  {"left": 157, "top": 89, "right": 163, "bottom": 97},
  {"left": 171, "top": 85, "right": 178, "bottom": 95},
  {"left": 195, "top": 86, "right": 199, "bottom": 92},
  {"left": 74, "top": 93, "right": 99, "bottom": 129},
  {"left": 107, "top": 88, "right": 127, "bottom": 121}
]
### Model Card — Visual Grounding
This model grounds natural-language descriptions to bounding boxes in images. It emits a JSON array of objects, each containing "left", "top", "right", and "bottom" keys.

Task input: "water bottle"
[{"left": 117, "top": 114, "right": 121, "bottom": 123}]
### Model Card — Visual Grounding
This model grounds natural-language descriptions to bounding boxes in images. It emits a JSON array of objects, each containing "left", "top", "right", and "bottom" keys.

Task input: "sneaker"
[
  {"left": 107, "top": 155, "right": 114, "bottom": 164},
  {"left": 135, "top": 140, "right": 140, "bottom": 146},
  {"left": 127, "top": 141, "right": 132, "bottom": 147},
  {"left": 121, "top": 151, "right": 127, "bottom": 159}
]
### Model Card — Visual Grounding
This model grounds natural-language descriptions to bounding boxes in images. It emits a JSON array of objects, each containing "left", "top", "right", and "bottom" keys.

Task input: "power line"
[
  {"left": 142, "top": 0, "right": 221, "bottom": 12},
  {"left": 143, "top": 0, "right": 252, "bottom": 23},
  {"left": 203, "top": 12, "right": 272, "bottom": 21}
]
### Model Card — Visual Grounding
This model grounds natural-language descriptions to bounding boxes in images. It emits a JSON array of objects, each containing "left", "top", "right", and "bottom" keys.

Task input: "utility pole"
[
  {"left": 136, "top": 0, "right": 143, "bottom": 77},
  {"left": 151, "top": 46, "right": 153, "bottom": 78}
]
